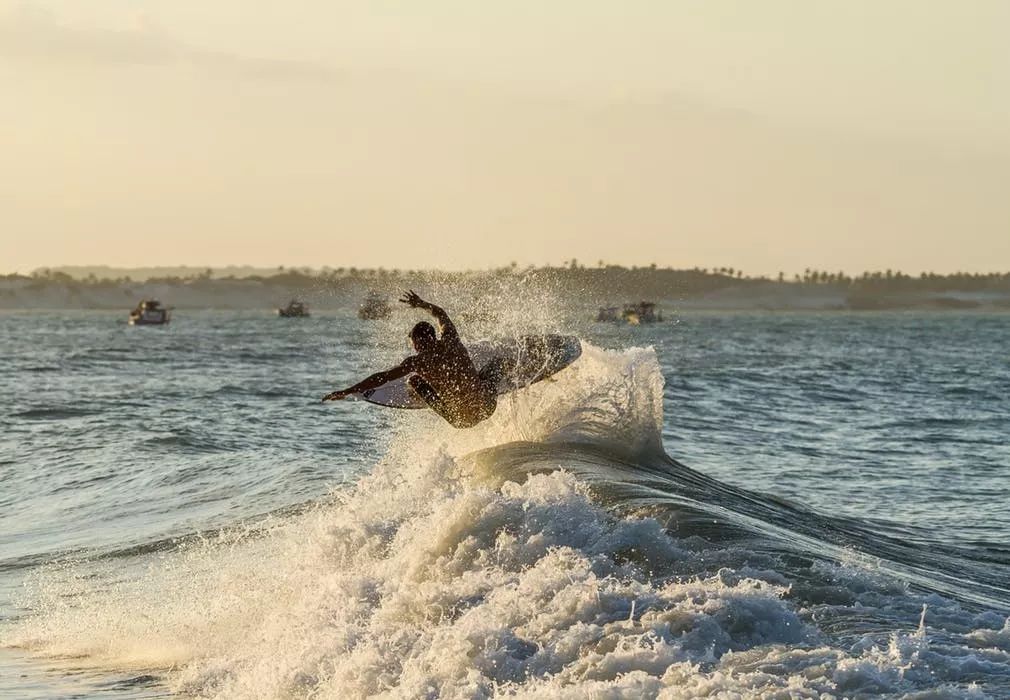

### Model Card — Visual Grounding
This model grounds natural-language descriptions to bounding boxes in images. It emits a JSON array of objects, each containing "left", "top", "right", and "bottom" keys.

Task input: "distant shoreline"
[{"left": 3, "top": 267, "right": 1009, "bottom": 312}]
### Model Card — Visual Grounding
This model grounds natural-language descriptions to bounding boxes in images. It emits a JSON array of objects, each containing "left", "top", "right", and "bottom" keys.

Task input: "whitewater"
[{"left": 3, "top": 308, "right": 1010, "bottom": 699}]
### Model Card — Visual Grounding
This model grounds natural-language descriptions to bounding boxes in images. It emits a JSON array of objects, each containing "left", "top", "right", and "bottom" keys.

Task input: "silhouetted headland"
[{"left": 3, "top": 264, "right": 1009, "bottom": 311}]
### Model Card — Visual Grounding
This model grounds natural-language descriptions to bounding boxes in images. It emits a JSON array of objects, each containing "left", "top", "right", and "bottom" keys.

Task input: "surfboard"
[{"left": 352, "top": 334, "right": 582, "bottom": 409}]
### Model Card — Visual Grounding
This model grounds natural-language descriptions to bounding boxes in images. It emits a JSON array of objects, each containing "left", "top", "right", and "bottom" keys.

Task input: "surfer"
[{"left": 322, "top": 291, "right": 505, "bottom": 428}]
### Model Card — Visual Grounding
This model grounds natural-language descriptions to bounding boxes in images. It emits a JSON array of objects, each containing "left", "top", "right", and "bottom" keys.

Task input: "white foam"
[{"left": 9, "top": 345, "right": 1010, "bottom": 698}]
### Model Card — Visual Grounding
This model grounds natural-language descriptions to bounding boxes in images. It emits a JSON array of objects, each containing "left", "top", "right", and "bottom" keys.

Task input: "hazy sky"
[{"left": 2, "top": 0, "right": 1008, "bottom": 274}]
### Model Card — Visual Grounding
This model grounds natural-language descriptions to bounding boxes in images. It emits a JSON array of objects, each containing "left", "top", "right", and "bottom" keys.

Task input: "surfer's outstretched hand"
[
  {"left": 322, "top": 390, "right": 349, "bottom": 402},
  {"left": 399, "top": 290, "right": 426, "bottom": 308}
]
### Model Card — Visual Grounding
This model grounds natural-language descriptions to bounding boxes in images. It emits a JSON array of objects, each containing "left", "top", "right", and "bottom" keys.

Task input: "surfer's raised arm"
[
  {"left": 322, "top": 357, "right": 417, "bottom": 401},
  {"left": 399, "top": 290, "right": 458, "bottom": 340}
]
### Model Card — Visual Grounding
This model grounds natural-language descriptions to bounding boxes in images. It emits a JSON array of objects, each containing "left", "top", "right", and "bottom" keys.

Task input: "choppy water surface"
[{"left": 2, "top": 307, "right": 1009, "bottom": 698}]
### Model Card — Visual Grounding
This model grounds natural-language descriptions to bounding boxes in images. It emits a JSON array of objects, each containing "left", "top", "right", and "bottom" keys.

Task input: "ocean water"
[{"left": 2, "top": 304, "right": 1009, "bottom": 699}]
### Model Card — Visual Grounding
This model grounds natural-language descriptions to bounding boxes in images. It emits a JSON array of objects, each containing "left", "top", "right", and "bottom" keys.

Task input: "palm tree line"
[{"left": 11, "top": 264, "right": 1010, "bottom": 293}]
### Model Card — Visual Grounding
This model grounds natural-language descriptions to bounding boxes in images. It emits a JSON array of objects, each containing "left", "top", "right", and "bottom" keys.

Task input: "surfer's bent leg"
[
  {"left": 408, "top": 375, "right": 493, "bottom": 429},
  {"left": 408, "top": 375, "right": 460, "bottom": 426}
]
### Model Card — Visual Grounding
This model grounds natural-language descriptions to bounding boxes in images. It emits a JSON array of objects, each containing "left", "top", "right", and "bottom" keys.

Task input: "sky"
[{"left": 2, "top": 0, "right": 1008, "bottom": 275}]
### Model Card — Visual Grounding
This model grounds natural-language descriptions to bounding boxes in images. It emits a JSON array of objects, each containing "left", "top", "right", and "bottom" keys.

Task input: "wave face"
[{"left": 10, "top": 344, "right": 1010, "bottom": 698}]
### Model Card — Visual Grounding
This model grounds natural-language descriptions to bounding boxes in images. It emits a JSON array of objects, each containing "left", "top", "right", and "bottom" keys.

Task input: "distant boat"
[
  {"left": 358, "top": 292, "right": 391, "bottom": 320},
  {"left": 622, "top": 301, "right": 662, "bottom": 325},
  {"left": 277, "top": 299, "right": 310, "bottom": 317},
  {"left": 129, "top": 299, "right": 170, "bottom": 325},
  {"left": 595, "top": 306, "right": 620, "bottom": 322},
  {"left": 596, "top": 302, "right": 663, "bottom": 324}
]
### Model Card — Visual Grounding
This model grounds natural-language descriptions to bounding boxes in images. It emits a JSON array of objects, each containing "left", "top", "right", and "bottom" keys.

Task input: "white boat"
[{"left": 129, "top": 300, "right": 170, "bottom": 325}]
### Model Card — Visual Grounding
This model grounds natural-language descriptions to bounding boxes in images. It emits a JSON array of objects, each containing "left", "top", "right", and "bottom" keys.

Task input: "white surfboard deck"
[{"left": 352, "top": 334, "right": 582, "bottom": 409}]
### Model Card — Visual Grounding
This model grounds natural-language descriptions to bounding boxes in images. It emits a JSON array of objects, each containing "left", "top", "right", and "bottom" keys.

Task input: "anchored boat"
[
  {"left": 277, "top": 300, "right": 310, "bottom": 317},
  {"left": 622, "top": 301, "right": 662, "bottom": 325},
  {"left": 595, "top": 302, "right": 663, "bottom": 325},
  {"left": 129, "top": 300, "right": 170, "bottom": 325}
]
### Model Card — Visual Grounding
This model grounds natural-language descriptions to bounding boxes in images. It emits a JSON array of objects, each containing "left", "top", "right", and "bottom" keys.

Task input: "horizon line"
[{"left": 10, "top": 264, "right": 1010, "bottom": 280}]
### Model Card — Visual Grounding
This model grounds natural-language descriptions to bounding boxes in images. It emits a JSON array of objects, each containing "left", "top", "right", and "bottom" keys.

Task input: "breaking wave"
[{"left": 10, "top": 345, "right": 1010, "bottom": 698}]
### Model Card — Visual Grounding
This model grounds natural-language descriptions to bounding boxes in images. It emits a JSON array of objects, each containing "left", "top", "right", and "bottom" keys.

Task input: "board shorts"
[{"left": 408, "top": 358, "right": 507, "bottom": 428}]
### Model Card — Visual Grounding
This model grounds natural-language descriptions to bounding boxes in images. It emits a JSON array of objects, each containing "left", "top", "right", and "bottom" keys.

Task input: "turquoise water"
[{"left": 2, "top": 308, "right": 1009, "bottom": 698}]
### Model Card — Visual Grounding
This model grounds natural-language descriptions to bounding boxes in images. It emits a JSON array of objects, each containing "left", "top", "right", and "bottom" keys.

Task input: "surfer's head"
[{"left": 410, "top": 321, "right": 437, "bottom": 351}]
